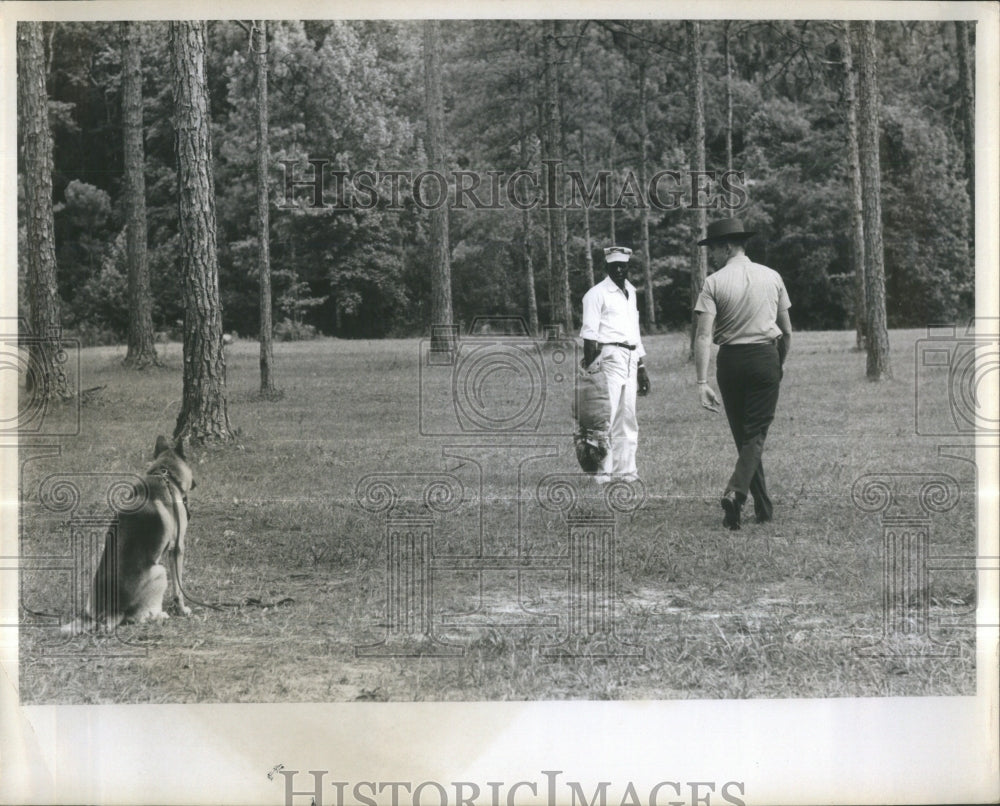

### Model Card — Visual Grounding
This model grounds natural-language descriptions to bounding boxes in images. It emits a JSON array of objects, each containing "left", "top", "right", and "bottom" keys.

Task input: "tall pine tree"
[
  {"left": 855, "top": 21, "right": 892, "bottom": 381},
  {"left": 121, "top": 21, "right": 160, "bottom": 369},
  {"left": 17, "top": 22, "right": 71, "bottom": 402},
  {"left": 170, "top": 21, "right": 235, "bottom": 441},
  {"left": 423, "top": 20, "right": 454, "bottom": 339}
]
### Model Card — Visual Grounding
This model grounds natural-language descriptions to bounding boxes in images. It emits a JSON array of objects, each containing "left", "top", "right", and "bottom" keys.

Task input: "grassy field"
[{"left": 16, "top": 329, "right": 978, "bottom": 702}]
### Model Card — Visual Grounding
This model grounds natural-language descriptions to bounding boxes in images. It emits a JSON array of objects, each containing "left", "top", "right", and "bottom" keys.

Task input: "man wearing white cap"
[{"left": 579, "top": 246, "right": 650, "bottom": 483}]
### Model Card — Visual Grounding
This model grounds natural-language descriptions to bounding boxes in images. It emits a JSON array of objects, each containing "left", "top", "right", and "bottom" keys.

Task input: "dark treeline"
[{"left": 19, "top": 19, "right": 973, "bottom": 342}]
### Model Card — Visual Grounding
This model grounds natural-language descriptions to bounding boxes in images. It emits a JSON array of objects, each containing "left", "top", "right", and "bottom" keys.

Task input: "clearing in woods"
[{"left": 16, "top": 329, "right": 978, "bottom": 702}]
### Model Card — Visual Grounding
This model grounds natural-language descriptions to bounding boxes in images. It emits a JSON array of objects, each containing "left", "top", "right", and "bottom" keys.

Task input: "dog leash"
[{"left": 157, "top": 479, "right": 294, "bottom": 612}]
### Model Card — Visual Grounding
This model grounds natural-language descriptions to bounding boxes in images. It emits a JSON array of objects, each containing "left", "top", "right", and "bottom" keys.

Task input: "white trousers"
[{"left": 598, "top": 345, "right": 638, "bottom": 479}]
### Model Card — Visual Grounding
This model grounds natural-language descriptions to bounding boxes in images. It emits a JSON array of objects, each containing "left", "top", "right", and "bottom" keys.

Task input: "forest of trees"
[{"left": 18, "top": 19, "right": 975, "bottom": 344}]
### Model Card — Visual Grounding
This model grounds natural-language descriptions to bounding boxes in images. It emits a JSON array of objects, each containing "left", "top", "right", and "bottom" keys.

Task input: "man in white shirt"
[
  {"left": 579, "top": 246, "right": 651, "bottom": 483},
  {"left": 694, "top": 218, "right": 792, "bottom": 530}
]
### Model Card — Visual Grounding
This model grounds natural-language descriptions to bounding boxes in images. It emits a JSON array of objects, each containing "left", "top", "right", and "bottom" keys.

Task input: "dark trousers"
[{"left": 716, "top": 342, "right": 782, "bottom": 519}]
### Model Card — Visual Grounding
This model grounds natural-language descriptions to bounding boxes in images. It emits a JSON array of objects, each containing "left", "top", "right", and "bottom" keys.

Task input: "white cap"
[{"left": 604, "top": 246, "right": 632, "bottom": 263}]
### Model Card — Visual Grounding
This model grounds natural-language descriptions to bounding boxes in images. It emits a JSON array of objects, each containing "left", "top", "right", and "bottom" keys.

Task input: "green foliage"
[
  {"left": 216, "top": 20, "right": 419, "bottom": 338},
  {"left": 26, "top": 19, "right": 977, "bottom": 339},
  {"left": 54, "top": 179, "right": 117, "bottom": 327},
  {"left": 880, "top": 104, "right": 973, "bottom": 325},
  {"left": 75, "top": 229, "right": 129, "bottom": 339}
]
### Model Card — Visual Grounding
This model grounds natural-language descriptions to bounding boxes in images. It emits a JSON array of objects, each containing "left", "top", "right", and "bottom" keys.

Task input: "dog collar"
[{"left": 150, "top": 467, "right": 188, "bottom": 501}]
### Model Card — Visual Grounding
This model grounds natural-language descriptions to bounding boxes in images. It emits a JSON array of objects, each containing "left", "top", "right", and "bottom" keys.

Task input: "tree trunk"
[
  {"left": 687, "top": 21, "right": 708, "bottom": 358},
  {"left": 536, "top": 95, "right": 555, "bottom": 327},
  {"left": 842, "top": 22, "right": 866, "bottom": 352},
  {"left": 518, "top": 86, "right": 540, "bottom": 336},
  {"left": 170, "top": 21, "right": 235, "bottom": 442},
  {"left": 606, "top": 79, "right": 617, "bottom": 243},
  {"left": 638, "top": 61, "right": 655, "bottom": 329},
  {"left": 522, "top": 208, "right": 539, "bottom": 337},
  {"left": 423, "top": 20, "right": 453, "bottom": 338},
  {"left": 121, "top": 22, "right": 160, "bottom": 369},
  {"left": 608, "top": 173, "right": 616, "bottom": 242},
  {"left": 855, "top": 21, "right": 892, "bottom": 381},
  {"left": 17, "top": 22, "right": 71, "bottom": 402},
  {"left": 580, "top": 130, "right": 595, "bottom": 288},
  {"left": 954, "top": 20, "right": 975, "bottom": 252},
  {"left": 558, "top": 76, "right": 573, "bottom": 331},
  {"left": 543, "top": 20, "right": 573, "bottom": 333},
  {"left": 542, "top": 205, "right": 559, "bottom": 323},
  {"left": 254, "top": 20, "right": 276, "bottom": 394},
  {"left": 724, "top": 21, "right": 734, "bottom": 174}
]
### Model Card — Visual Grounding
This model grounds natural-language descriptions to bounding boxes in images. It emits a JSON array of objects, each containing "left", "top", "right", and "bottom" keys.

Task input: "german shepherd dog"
[{"left": 62, "top": 436, "right": 196, "bottom": 634}]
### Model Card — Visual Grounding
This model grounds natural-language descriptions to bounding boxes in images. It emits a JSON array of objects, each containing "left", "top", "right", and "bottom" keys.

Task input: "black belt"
[
  {"left": 719, "top": 338, "right": 779, "bottom": 349},
  {"left": 602, "top": 342, "right": 636, "bottom": 350}
]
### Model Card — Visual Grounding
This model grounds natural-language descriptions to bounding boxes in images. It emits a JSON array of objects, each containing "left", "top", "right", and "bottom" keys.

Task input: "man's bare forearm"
[
  {"left": 778, "top": 332, "right": 791, "bottom": 365},
  {"left": 695, "top": 334, "right": 713, "bottom": 383}
]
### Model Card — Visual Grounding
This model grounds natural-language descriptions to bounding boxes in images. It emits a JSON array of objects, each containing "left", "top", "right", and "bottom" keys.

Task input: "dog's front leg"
[{"left": 169, "top": 538, "right": 192, "bottom": 616}]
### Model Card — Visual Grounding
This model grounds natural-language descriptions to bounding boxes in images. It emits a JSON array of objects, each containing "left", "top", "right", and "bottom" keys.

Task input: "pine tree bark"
[
  {"left": 606, "top": 80, "right": 617, "bottom": 243},
  {"left": 638, "top": 61, "right": 655, "bottom": 329},
  {"left": 121, "top": 21, "right": 160, "bottom": 369},
  {"left": 522, "top": 208, "right": 539, "bottom": 337},
  {"left": 580, "top": 130, "right": 595, "bottom": 289},
  {"left": 954, "top": 20, "right": 975, "bottom": 251},
  {"left": 423, "top": 20, "right": 453, "bottom": 338},
  {"left": 855, "top": 21, "right": 892, "bottom": 381},
  {"left": 842, "top": 22, "right": 866, "bottom": 352},
  {"left": 542, "top": 20, "right": 573, "bottom": 333},
  {"left": 558, "top": 80, "right": 572, "bottom": 331},
  {"left": 17, "top": 22, "right": 71, "bottom": 401},
  {"left": 254, "top": 20, "right": 276, "bottom": 394},
  {"left": 170, "top": 21, "right": 235, "bottom": 442},
  {"left": 543, "top": 197, "right": 557, "bottom": 330},
  {"left": 724, "top": 21, "right": 734, "bottom": 175},
  {"left": 518, "top": 92, "right": 539, "bottom": 336},
  {"left": 687, "top": 21, "right": 708, "bottom": 357}
]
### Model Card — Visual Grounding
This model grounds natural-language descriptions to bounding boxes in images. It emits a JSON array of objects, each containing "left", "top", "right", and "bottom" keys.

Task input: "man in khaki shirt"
[{"left": 694, "top": 219, "right": 792, "bottom": 530}]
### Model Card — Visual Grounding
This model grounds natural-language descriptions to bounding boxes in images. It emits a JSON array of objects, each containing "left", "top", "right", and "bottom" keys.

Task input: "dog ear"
[
  {"left": 154, "top": 435, "right": 171, "bottom": 457},
  {"left": 173, "top": 435, "right": 188, "bottom": 460}
]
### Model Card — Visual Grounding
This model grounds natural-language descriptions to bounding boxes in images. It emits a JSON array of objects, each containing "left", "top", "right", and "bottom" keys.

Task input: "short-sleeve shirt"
[
  {"left": 694, "top": 254, "right": 791, "bottom": 345},
  {"left": 579, "top": 275, "right": 646, "bottom": 358}
]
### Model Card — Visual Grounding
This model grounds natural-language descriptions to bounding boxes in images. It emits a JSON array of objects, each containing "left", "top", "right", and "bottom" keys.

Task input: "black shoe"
[
  {"left": 755, "top": 512, "right": 773, "bottom": 524},
  {"left": 721, "top": 491, "right": 742, "bottom": 530}
]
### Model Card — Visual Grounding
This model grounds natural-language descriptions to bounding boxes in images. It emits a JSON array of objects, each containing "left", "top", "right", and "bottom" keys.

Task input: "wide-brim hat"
[{"left": 697, "top": 218, "right": 756, "bottom": 246}]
